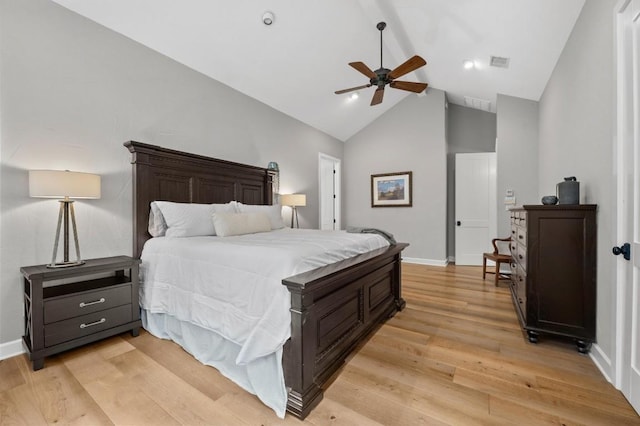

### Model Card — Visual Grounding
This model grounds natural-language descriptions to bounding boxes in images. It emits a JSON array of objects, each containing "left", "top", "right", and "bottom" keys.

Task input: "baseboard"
[
  {"left": 448, "top": 256, "right": 455, "bottom": 263},
  {"left": 402, "top": 257, "right": 448, "bottom": 267},
  {"left": 0, "top": 338, "right": 24, "bottom": 361},
  {"left": 589, "top": 342, "right": 615, "bottom": 386}
]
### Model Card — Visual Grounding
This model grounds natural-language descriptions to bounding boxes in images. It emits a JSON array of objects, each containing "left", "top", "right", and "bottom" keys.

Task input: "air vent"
[
  {"left": 490, "top": 56, "right": 510, "bottom": 68},
  {"left": 464, "top": 96, "right": 492, "bottom": 112}
]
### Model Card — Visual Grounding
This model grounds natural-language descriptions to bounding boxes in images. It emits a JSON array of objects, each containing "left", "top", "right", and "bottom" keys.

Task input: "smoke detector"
[{"left": 262, "top": 11, "right": 275, "bottom": 25}]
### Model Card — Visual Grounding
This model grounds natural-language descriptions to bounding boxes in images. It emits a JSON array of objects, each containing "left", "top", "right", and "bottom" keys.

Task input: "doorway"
[
  {"left": 319, "top": 153, "right": 341, "bottom": 230},
  {"left": 454, "top": 152, "right": 497, "bottom": 265}
]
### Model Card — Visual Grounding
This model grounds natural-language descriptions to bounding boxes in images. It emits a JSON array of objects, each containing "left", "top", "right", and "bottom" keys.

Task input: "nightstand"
[{"left": 21, "top": 256, "right": 141, "bottom": 370}]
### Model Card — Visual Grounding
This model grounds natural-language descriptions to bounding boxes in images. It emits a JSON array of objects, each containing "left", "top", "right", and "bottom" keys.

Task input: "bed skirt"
[{"left": 141, "top": 309, "right": 287, "bottom": 418}]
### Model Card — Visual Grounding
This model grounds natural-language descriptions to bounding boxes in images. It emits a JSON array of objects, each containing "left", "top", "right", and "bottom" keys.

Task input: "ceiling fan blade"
[
  {"left": 387, "top": 55, "right": 427, "bottom": 80},
  {"left": 371, "top": 87, "right": 385, "bottom": 106},
  {"left": 334, "top": 84, "right": 372, "bottom": 95},
  {"left": 349, "top": 62, "right": 377, "bottom": 79},
  {"left": 389, "top": 81, "right": 428, "bottom": 93}
]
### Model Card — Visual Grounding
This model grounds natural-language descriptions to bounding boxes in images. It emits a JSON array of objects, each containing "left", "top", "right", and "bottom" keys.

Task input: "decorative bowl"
[{"left": 541, "top": 195, "right": 558, "bottom": 205}]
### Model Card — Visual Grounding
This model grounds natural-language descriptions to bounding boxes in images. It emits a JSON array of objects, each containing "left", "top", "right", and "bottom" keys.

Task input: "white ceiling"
[{"left": 51, "top": 0, "right": 585, "bottom": 142}]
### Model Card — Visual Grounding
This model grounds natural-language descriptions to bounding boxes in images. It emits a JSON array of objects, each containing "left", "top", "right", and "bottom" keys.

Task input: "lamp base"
[{"left": 46, "top": 260, "right": 85, "bottom": 269}]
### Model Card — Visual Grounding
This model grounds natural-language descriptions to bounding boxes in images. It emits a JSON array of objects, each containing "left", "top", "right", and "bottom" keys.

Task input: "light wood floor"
[{"left": 1, "top": 264, "right": 639, "bottom": 425}]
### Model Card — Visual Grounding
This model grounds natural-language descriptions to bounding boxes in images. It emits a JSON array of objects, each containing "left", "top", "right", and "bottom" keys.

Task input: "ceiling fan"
[{"left": 335, "top": 22, "right": 428, "bottom": 106}]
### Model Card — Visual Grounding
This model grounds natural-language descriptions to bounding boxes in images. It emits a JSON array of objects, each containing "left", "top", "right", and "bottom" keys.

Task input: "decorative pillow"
[
  {"left": 212, "top": 212, "right": 272, "bottom": 237},
  {"left": 236, "top": 203, "right": 285, "bottom": 230},
  {"left": 148, "top": 201, "right": 168, "bottom": 237},
  {"left": 154, "top": 201, "right": 237, "bottom": 237}
]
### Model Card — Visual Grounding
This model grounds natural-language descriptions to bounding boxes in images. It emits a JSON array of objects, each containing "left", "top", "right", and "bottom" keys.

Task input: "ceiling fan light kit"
[{"left": 335, "top": 21, "right": 428, "bottom": 106}]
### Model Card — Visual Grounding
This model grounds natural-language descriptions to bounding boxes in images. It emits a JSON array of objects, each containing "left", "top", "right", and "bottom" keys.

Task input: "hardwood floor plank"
[
  {"left": 0, "top": 357, "right": 25, "bottom": 393},
  {"left": 109, "top": 350, "right": 232, "bottom": 425},
  {"left": 122, "top": 329, "right": 242, "bottom": 401},
  {"left": 305, "top": 398, "right": 385, "bottom": 426},
  {"left": 84, "top": 372, "right": 181, "bottom": 425},
  {"left": 12, "top": 354, "right": 112, "bottom": 425},
  {"left": 325, "top": 378, "right": 449, "bottom": 426},
  {"left": 348, "top": 349, "right": 488, "bottom": 414},
  {"left": 454, "top": 367, "right": 640, "bottom": 425},
  {"left": 0, "top": 386, "right": 50, "bottom": 426}
]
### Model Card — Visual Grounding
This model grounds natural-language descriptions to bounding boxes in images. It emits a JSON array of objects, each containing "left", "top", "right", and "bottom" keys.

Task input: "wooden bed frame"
[{"left": 124, "top": 141, "right": 407, "bottom": 419}]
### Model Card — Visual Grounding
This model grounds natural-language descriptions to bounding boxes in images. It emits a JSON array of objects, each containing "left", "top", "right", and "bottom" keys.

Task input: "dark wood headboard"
[{"left": 124, "top": 141, "right": 276, "bottom": 258}]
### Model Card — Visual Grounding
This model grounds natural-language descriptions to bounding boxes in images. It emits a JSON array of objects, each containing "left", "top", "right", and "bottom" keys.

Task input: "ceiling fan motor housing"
[{"left": 372, "top": 68, "right": 392, "bottom": 87}]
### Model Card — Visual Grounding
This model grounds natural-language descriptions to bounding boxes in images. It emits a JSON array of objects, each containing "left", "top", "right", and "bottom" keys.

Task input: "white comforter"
[{"left": 139, "top": 228, "right": 389, "bottom": 416}]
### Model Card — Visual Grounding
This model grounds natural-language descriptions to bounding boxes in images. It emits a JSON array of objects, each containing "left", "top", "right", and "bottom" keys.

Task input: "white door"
[
  {"left": 455, "top": 153, "right": 497, "bottom": 265},
  {"left": 616, "top": 0, "right": 640, "bottom": 414},
  {"left": 319, "top": 153, "right": 341, "bottom": 230}
]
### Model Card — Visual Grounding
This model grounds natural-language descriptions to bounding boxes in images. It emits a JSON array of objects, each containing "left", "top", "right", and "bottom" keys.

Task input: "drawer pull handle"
[
  {"left": 519, "top": 255, "right": 523, "bottom": 259},
  {"left": 79, "top": 298, "right": 105, "bottom": 308},
  {"left": 518, "top": 235, "right": 523, "bottom": 239},
  {"left": 80, "top": 318, "right": 106, "bottom": 329}
]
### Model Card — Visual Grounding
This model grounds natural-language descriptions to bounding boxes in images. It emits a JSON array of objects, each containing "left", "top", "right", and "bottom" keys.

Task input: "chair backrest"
[{"left": 492, "top": 237, "right": 512, "bottom": 255}]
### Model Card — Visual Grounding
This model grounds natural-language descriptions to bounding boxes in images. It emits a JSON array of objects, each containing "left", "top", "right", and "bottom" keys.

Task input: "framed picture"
[{"left": 371, "top": 171, "right": 412, "bottom": 207}]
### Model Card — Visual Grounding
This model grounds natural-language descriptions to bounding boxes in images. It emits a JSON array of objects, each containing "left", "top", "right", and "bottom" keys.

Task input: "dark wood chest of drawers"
[
  {"left": 509, "top": 205, "right": 597, "bottom": 353},
  {"left": 21, "top": 256, "right": 141, "bottom": 370}
]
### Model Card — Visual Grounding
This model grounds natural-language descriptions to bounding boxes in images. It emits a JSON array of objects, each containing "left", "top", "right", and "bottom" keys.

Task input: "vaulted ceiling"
[{"left": 52, "top": 0, "right": 585, "bottom": 141}]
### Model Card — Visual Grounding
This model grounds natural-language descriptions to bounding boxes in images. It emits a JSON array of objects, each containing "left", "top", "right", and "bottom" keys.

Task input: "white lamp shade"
[
  {"left": 29, "top": 170, "right": 101, "bottom": 199},
  {"left": 280, "top": 193, "right": 306, "bottom": 207}
]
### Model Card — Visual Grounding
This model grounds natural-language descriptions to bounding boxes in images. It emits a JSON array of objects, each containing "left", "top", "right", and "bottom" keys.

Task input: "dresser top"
[{"left": 511, "top": 204, "right": 597, "bottom": 212}]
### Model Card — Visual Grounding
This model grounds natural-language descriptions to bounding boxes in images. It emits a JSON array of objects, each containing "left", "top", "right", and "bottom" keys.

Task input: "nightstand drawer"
[
  {"left": 44, "top": 284, "right": 132, "bottom": 324},
  {"left": 44, "top": 304, "right": 132, "bottom": 347}
]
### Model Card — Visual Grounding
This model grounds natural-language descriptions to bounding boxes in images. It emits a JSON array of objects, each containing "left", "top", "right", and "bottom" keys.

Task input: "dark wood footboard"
[{"left": 282, "top": 243, "right": 407, "bottom": 419}]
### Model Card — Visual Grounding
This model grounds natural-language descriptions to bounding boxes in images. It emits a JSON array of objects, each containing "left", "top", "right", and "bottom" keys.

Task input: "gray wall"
[
  {"left": 0, "top": 0, "right": 343, "bottom": 346},
  {"left": 538, "top": 0, "right": 616, "bottom": 373},
  {"left": 344, "top": 90, "right": 447, "bottom": 263},
  {"left": 496, "top": 94, "right": 539, "bottom": 237},
  {"left": 446, "top": 103, "right": 496, "bottom": 258}
]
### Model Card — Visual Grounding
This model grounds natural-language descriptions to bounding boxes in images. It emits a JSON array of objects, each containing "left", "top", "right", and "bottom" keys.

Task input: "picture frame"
[{"left": 371, "top": 171, "right": 412, "bottom": 207}]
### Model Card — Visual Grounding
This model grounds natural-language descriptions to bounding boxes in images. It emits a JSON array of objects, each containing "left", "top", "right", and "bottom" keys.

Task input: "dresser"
[
  {"left": 509, "top": 205, "right": 597, "bottom": 353},
  {"left": 21, "top": 256, "right": 141, "bottom": 370}
]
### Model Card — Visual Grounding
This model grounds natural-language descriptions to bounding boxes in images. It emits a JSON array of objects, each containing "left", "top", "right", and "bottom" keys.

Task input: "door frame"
[
  {"left": 318, "top": 153, "right": 341, "bottom": 230},
  {"left": 613, "top": 0, "right": 639, "bottom": 411}
]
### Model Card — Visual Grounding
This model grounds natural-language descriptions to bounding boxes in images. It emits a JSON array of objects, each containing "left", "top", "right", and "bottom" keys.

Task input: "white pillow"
[
  {"left": 236, "top": 203, "right": 285, "bottom": 230},
  {"left": 154, "top": 201, "right": 237, "bottom": 237},
  {"left": 148, "top": 201, "right": 167, "bottom": 237},
  {"left": 212, "top": 212, "right": 271, "bottom": 237}
]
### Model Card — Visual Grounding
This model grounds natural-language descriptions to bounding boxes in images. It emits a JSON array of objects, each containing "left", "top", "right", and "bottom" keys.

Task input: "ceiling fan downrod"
[{"left": 377, "top": 22, "right": 386, "bottom": 70}]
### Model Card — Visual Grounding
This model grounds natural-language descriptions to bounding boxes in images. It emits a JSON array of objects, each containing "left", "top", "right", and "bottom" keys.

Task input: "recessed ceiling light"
[
  {"left": 262, "top": 11, "right": 274, "bottom": 25},
  {"left": 349, "top": 92, "right": 359, "bottom": 101},
  {"left": 463, "top": 59, "right": 475, "bottom": 69}
]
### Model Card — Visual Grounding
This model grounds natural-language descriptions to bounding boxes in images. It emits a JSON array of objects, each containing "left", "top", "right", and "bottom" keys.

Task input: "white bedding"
[{"left": 139, "top": 228, "right": 390, "bottom": 417}]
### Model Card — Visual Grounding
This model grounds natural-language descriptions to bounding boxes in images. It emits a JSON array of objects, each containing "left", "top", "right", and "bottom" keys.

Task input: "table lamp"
[
  {"left": 29, "top": 170, "right": 101, "bottom": 268},
  {"left": 280, "top": 193, "right": 306, "bottom": 228}
]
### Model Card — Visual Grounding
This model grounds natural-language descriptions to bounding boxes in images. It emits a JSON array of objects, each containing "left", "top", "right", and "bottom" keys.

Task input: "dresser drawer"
[
  {"left": 515, "top": 243, "right": 527, "bottom": 269},
  {"left": 44, "top": 284, "right": 132, "bottom": 324},
  {"left": 516, "top": 226, "right": 527, "bottom": 246},
  {"left": 44, "top": 304, "right": 132, "bottom": 347},
  {"left": 515, "top": 264, "right": 527, "bottom": 317}
]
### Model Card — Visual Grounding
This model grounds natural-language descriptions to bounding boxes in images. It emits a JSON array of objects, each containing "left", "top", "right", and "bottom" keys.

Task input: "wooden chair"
[{"left": 482, "top": 237, "right": 512, "bottom": 286}]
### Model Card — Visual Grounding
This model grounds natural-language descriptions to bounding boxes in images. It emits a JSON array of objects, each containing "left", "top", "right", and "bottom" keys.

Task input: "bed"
[{"left": 124, "top": 141, "right": 407, "bottom": 419}]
